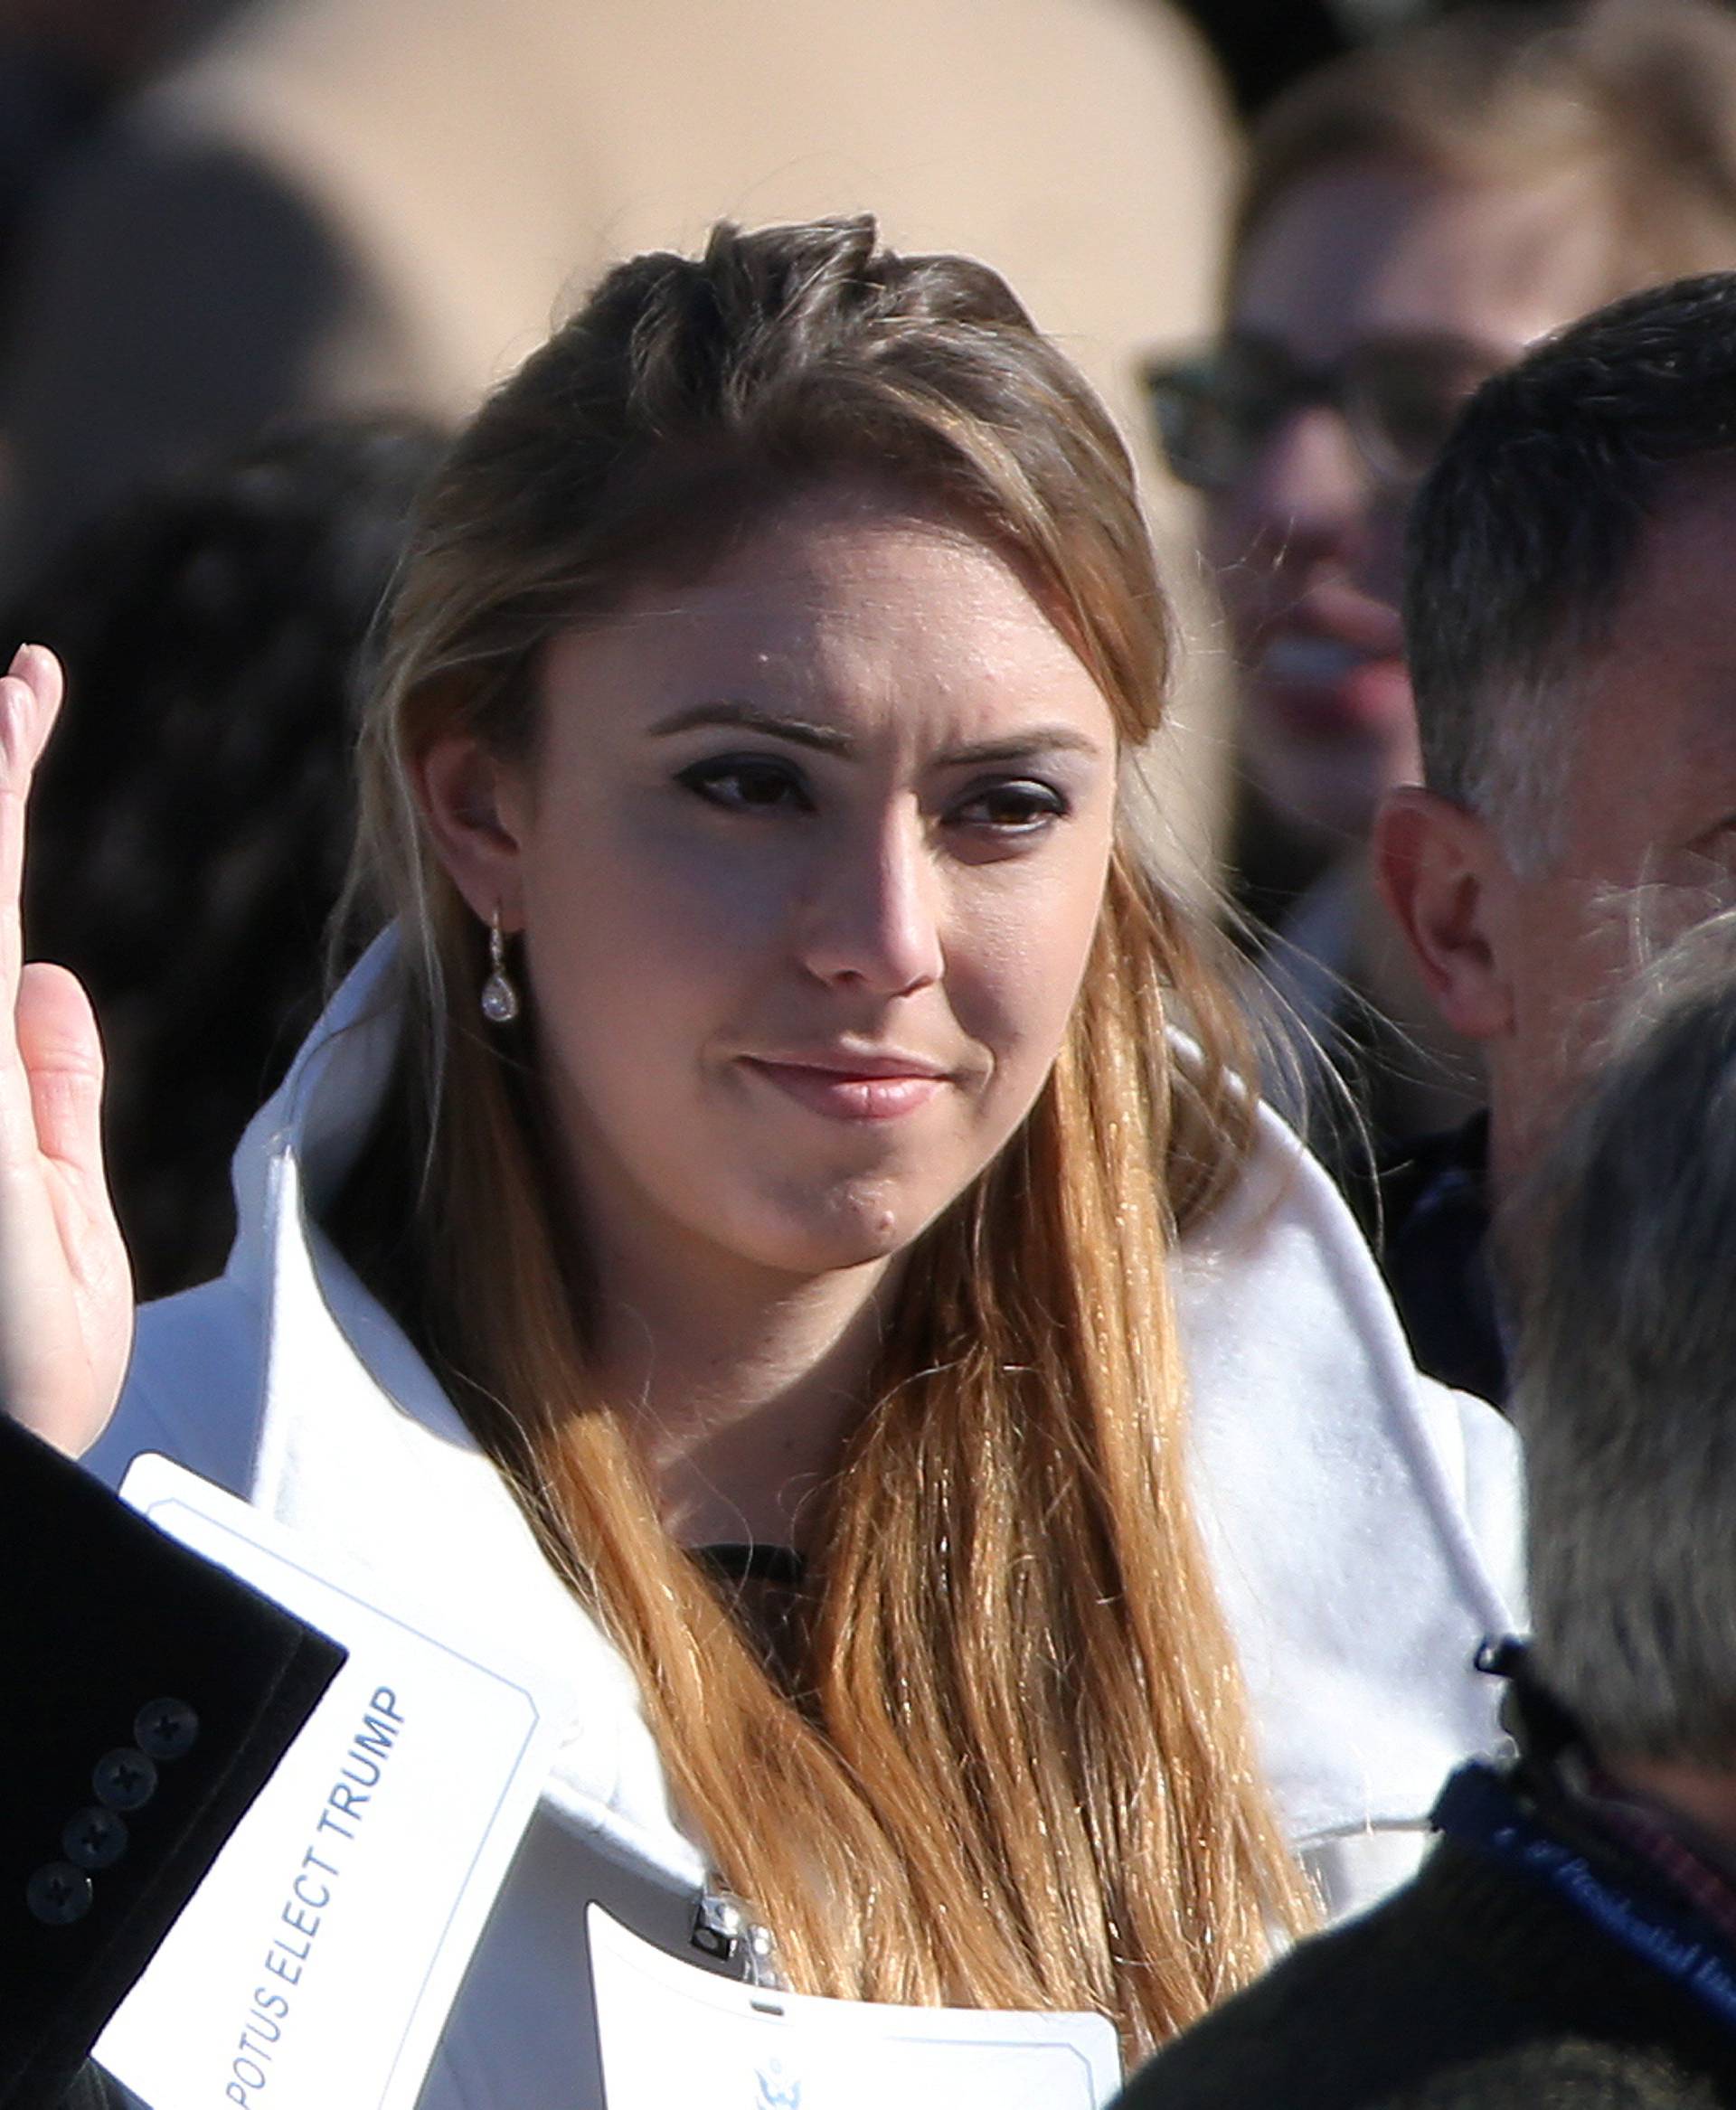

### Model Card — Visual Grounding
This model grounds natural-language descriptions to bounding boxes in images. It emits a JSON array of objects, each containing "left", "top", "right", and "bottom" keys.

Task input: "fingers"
[
  {"left": 0, "top": 644, "right": 65, "bottom": 1003},
  {"left": 0, "top": 643, "right": 65, "bottom": 770},
  {"left": 1, "top": 962, "right": 130, "bottom": 1456},
  {"left": 0, "top": 657, "right": 129, "bottom": 1458},
  {"left": 17, "top": 963, "right": 104, "bottom": 1190}
]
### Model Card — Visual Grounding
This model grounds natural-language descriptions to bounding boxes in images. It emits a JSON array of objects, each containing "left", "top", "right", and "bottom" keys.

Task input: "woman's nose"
[{"left": 797, "top": 811, "right": 945, "bottom": 997}]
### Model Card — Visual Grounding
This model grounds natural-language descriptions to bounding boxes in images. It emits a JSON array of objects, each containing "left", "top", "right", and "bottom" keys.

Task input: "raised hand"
[{"left": 0, "top": 645, "right": 132, "bottom": 1455}]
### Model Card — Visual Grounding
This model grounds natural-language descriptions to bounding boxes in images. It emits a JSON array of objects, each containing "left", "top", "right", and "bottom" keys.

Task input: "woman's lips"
[{"left": 739, "top": 1058, "right": 948, "bottom": 1122}]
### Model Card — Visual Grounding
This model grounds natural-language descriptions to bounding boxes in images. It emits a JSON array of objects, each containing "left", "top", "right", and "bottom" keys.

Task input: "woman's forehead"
[{"left": 533, "top": 501, "right": 1116, "bottom": 757}]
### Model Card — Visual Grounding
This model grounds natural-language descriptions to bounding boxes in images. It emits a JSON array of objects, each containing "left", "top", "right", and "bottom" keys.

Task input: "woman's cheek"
[{"left": 944, "top": 929, "right": 1084, "bottom": 1128}]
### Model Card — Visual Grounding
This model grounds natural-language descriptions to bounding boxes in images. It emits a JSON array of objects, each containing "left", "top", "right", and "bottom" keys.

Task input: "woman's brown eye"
[
  {"left": 677, "top": 757, "right": 813, "bottom": 813},
  {"left": 956, "top": 780, "right": 1067, "bottom": 830}
]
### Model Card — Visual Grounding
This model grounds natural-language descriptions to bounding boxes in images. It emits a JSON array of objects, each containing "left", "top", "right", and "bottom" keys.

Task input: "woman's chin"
[{"left": 730, "top": 1180, "right": 939, "bottom": 1278}]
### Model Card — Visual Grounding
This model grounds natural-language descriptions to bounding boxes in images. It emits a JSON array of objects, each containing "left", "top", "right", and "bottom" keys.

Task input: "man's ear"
[
  {"left": 1373, "top": 786, "right": 1514, "bottom": 1042},
  {"left": 413, "top": 733, "right": 529, "bottom": 929}
]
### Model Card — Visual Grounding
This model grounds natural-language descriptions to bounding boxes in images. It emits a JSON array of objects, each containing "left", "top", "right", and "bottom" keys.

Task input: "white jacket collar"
[
  {"left": 202, "top": 926, "right": 1517, "bottom": 1888},
  {"left": 226, "top": 926, "right": 405, "bottom": 1285},
  {"left": 222, "top": 928, "right": 707, "bottom": 1889}
]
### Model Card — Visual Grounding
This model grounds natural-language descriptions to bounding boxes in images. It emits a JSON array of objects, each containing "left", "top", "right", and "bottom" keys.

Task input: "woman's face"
[
  {"left": 1208, "top": 156, "right": 1616, "bottom": 850},
  {"left": 423, "top": 483, "right": 1119, "bottom": 1287}
]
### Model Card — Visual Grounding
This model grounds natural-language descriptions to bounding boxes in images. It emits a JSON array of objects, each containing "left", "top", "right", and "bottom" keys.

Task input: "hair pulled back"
[{"left": 346, "top": 216, "right": 1310, "bottom": 2056}]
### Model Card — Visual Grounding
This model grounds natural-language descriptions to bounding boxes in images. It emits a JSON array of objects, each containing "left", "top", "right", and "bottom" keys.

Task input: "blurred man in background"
[{"left": 1145, "top": 0, "right": 1736, "bottom": 1183}]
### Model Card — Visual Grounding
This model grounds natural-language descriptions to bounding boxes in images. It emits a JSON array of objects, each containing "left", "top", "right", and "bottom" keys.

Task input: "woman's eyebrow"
[
  {"left": 938, "top": 728, "right": 1106, "bottom": 767},
  {"left": 647, "top": 702, "right": 1107, "bottom": 768},
  {"left": 647, "top": 699, "right": 854, "bottom": 753}
]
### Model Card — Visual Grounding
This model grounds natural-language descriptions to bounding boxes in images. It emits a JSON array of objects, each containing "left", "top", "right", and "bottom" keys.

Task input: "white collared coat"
[{"left": 86, "top": 937, "right": 1521, "bottom": 2109}]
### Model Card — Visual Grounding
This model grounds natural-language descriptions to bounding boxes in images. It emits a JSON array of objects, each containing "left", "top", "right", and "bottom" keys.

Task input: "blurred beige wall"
[{"left": 3, "top": 0, "right": 1239, "bottom": 878}]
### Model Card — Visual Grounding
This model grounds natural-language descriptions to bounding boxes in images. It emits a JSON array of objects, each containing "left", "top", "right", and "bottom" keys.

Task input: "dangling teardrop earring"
[{"left": 480, "top": 908, "right": 520, "bottom": 1025}]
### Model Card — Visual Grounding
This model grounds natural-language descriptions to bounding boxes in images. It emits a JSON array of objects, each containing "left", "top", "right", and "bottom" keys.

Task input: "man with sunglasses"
[
  {"left": 1146, "top": 272, "right": 1530, "bottom": 876},
  {"left": 1144, "top": 0, "right": 1736, "bottom": 1262}
]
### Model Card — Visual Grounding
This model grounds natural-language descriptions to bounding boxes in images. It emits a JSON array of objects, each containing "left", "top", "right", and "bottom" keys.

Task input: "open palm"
[{"left": 0, "top": 645, "right": 132, "bottom": 1454}]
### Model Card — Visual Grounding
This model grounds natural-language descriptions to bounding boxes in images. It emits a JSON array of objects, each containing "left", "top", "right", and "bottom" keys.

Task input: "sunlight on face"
[
  {"left": 495, "top": 485, "right": 1120, "bottom": 1289},
  {"left": 1488, "top": 479, "right": 1736, "bottom": 1192}
]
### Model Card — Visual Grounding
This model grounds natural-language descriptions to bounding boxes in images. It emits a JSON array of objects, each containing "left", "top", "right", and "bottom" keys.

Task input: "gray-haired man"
[
  {"left": 1116, "top": 911, "right": 1736, "bottom": 2108},
  {"left": 1372, "top": 270, "right": 1736, "bottom": 1401}
]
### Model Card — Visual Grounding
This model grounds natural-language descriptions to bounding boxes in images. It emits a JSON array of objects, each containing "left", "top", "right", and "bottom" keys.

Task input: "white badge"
[
  {"left": 589, "top": 1902, "right": 1123, "bottom": 2110},
  {"left": 96, "top": 1453, "right": 568, "bottom": 2110}
]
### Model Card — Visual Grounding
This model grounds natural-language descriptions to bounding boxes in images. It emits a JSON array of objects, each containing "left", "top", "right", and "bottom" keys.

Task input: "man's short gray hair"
[
  {"left": 1404, "top": 272, "right": 1736, "bottom": 871},
  {"left": 1517, "top": 909, "right": 1736, "bottom": 1760}
]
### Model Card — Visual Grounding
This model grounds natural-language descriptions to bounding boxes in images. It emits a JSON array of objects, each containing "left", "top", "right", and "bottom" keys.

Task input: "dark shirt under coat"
[{"left": 1379, "top": 1113, "right": 1508, "bottom": 1408}]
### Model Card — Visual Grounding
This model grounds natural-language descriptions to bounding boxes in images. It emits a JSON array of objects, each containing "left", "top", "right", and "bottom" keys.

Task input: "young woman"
[{"left": 5, "top": 218, "right": 1515, "bottom": 2101}]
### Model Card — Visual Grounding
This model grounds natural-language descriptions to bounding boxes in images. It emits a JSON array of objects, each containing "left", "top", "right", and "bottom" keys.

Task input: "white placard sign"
[
  {"left": 97, "top": 1454, "right": 565, "bottom": 2110},
  {"left": 588, "top": 1903, "right": 1123, "bottom": 2110}
]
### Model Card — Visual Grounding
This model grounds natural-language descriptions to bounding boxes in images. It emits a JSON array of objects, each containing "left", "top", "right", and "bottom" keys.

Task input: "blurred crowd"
[{"left": 8, "top": 0, "right": 1736, "bottom": 2105}]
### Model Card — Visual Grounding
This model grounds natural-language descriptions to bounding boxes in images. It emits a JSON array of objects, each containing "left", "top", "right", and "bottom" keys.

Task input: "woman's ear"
[
  {"left": 1374, "top": 786, "right": 1515, "bottom": 1042},
  {"left": 413, "top": 733, "right": 530, "bottom": 928}
]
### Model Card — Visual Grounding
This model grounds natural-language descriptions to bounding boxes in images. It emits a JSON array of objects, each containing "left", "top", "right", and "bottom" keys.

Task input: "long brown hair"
[{"left": 344, "top": 217, "right": 1314, "bottom": 2057}]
